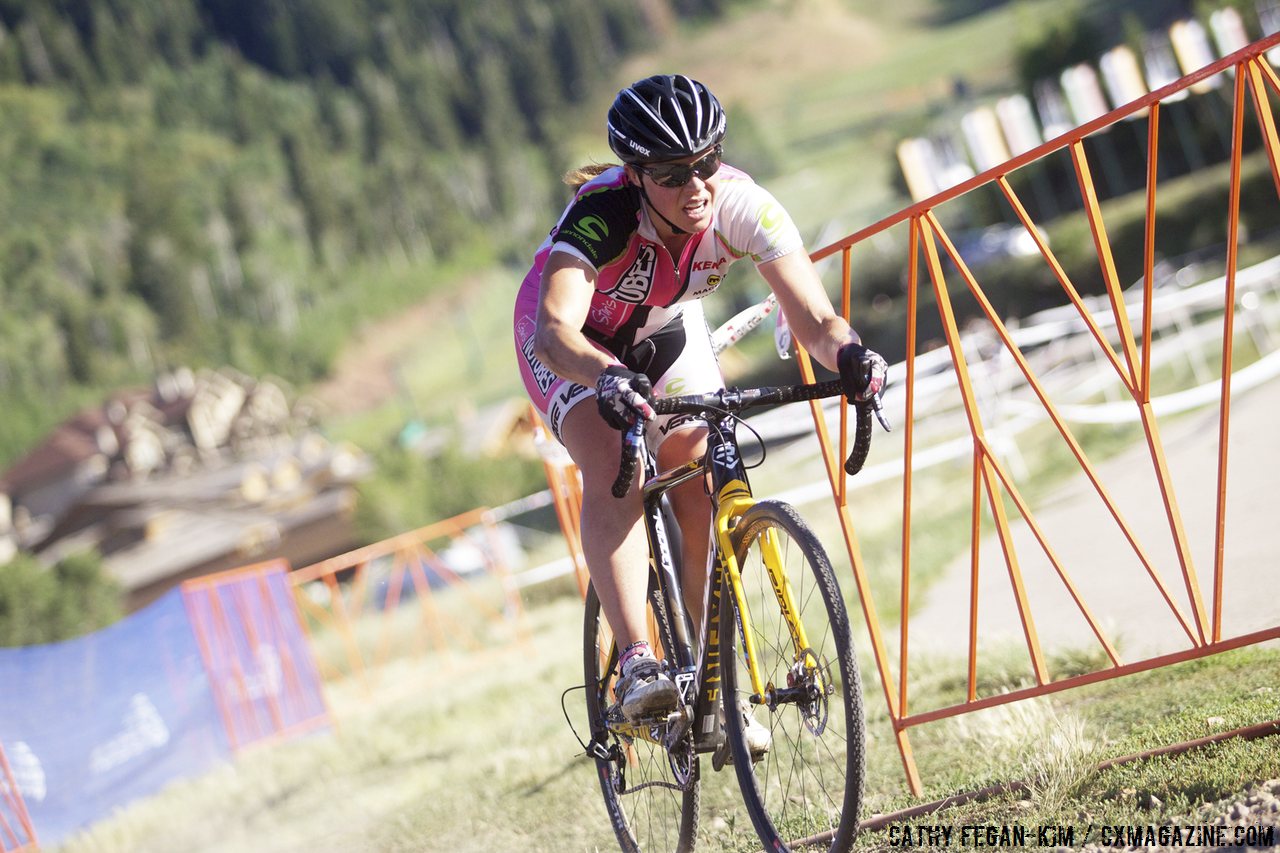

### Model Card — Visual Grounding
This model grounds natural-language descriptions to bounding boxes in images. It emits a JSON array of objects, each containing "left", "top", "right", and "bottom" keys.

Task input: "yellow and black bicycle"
[{"left": 579, "top": 380, "right": 876, "bottom": 853}]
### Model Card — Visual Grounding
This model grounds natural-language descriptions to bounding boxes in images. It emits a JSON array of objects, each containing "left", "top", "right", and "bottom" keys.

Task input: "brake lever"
[{"left": 870, "top": 394, "right": 892, "bottom": 432}]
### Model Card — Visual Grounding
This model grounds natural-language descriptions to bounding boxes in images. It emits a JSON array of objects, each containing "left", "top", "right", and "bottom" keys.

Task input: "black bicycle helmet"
[{"left": 607, "top": 75, "right": 727, "bottom": 164}]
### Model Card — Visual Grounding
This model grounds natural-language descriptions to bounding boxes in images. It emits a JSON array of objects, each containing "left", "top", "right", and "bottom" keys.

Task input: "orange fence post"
[
  {"left": 0, "top": 741, "right": 38, "bottom": 852},
  {"left": 529, "top": 404, "right": 590, "bottom": 596}
]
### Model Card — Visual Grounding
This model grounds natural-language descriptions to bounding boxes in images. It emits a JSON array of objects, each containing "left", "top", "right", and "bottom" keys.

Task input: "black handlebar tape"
[
  {"left": 789, "top": 379, "right": 845, "bottom": 403},
  {"left": 844, "top": 402, "right": 874, "bottom": 476},
  {"left": 611, "top": 381, "right": 874, "bottom": 495},
  {"left": 649, "top": 380, "right": 846, "bottom": 416},
  {"left": 612, "top": 425, "right": 641, "bottom": 498}
]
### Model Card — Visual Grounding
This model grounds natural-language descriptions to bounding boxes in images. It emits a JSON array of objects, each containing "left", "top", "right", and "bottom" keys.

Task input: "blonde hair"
[{"left": 563, "top": 162, "right": 621, "bottom": 187}]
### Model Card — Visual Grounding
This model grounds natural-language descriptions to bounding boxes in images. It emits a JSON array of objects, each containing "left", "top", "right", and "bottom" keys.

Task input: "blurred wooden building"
[{"left": 0, "top": 368, "right": 370, "bottom": 610}]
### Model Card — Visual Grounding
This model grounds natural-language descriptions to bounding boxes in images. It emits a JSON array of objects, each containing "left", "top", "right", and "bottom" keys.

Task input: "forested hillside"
[{"left": 0, "top": 0, "right": 737, "bottom": 465}]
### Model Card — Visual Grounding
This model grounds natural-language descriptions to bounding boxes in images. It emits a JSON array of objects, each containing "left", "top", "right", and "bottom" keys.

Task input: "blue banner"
[{"left": 0, "top": 588, "right": 230, "bottom": 845}]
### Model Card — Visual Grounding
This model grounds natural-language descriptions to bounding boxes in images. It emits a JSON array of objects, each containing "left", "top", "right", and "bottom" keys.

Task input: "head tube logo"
[
  {"left": 572, "top": 215, "right": 609, "bottom": 243},
  {"left": 711, "top": 441, "right": 739, "bottom": 471}
]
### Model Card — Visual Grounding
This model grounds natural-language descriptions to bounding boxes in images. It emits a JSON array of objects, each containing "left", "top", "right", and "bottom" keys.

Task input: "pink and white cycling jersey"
[{"left": 513, "top": 162, "right": 804, "bottom": 441}]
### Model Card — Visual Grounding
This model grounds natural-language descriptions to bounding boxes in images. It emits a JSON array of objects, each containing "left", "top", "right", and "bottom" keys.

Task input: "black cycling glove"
[
  {"left": 595, "top": 365, "right": 655, "bottom": 430},
  {"left": 837, "top": 342, "right": 888, "bottom": 405}
]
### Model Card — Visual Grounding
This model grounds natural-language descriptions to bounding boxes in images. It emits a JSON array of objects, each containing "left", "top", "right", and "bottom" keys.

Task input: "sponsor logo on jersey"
[
  {"left": 572, "top": 214, "right": 609, "bottom": 244},
  {"left": 520, "top": 334, "right": 557, "bottom": 395},
  {"left": 691, "top": 258, "right": 726, "bottom": 272},
  {"left": 604, "top": 244, "right": 656, "bottom": 304},
  {"left": 557, "top": 383, "right": 590, "bottom": 406},
  {"left": 591, "top": 296, "right": 620, "bottom": 326},
  {"left": 688, "top": 274, "right": 721, "bottom": 299},
  {"left": 547, "top": 382, "right": 591, "bottom": 442},
  {"left": 758, "top": 201, "right": 784, "bottom": 233},
  {"left": 549, "top": 399, "right": 567, "bottom": 441}
]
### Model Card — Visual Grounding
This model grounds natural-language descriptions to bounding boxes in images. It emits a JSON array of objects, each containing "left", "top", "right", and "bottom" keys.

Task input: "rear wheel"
[
  {"left": 721, "top": 500, "right": 865, "bottom": 852},
  {"left": 584, "top": 581, "right": 700, "bottom": 852}
]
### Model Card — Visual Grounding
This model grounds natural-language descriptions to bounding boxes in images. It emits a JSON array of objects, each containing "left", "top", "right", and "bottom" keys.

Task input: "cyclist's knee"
[
  {"left": 559, "top": 406, "right": 646, "bottom": 509},
  {"left": 655, "top": 423, "right": 707, "bottom": 468},
  {"left": 562, "top": 405, "right": 620, "bottom": 468}
]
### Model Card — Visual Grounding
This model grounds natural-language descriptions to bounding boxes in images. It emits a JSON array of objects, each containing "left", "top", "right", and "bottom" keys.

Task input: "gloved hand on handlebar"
[
  {"left": 595, "top": 365, "right": 655, "bottom": 430},
  {"left": 837, "top": 342, "right": 888, "bottom": 405}
]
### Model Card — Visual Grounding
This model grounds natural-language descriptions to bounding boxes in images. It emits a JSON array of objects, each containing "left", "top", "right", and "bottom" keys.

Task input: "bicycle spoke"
[
  {"left": 722, "top": 500, "right": 865, "bottom": 852},
  {"left": 584, "top": 584, "right": 700, "bottom": 853}
]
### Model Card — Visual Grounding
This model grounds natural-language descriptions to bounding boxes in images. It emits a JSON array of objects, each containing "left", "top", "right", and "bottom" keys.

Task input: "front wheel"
[
  {"left": 584, "top": 582, "right": 700, "bottom": 852},
  {"left": 721, "top": 500, "right": 865, "bottom": 852}
]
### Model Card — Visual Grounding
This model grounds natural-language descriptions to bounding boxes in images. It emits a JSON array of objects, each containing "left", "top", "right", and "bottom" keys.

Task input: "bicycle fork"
[{"left": 718, "top": 508, "right": 824, "bottom": 707}]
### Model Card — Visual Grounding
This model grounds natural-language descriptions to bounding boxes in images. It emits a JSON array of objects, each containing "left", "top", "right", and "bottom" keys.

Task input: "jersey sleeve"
[
  {"left": 714, "top": 176, "right": 805, "bottom": 266},
  {"left": 549, "top": 184, "right": 641, "bottom": 269}
]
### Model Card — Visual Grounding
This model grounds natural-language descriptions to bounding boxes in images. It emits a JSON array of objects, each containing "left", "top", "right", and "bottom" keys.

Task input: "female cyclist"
[{"left": 513, "top": 74, "right": 886, "bottom": 728}]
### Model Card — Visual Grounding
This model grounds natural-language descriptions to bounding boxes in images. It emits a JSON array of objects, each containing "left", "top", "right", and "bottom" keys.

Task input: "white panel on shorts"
[{"left": 547, "top": 302, "right": 724, "bottom": 451}]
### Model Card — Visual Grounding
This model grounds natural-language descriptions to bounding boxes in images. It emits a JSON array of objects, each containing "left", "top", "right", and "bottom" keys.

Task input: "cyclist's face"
[{"left": 631, "top": 147, "right": 720, "bottom": 236}]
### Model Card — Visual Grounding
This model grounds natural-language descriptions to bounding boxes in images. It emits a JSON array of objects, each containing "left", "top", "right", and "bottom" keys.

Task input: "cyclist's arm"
[
  {"left": 757, "top": 249, "right": 861, "bottom": 372},
  {"left": 534, "top": 250, "right": 616, "bottom": 387}
]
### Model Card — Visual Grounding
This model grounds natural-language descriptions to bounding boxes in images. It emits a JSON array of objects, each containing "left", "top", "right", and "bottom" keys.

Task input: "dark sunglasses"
[{"left": 636, "top": 145, "right": 722, "bottom": 188}]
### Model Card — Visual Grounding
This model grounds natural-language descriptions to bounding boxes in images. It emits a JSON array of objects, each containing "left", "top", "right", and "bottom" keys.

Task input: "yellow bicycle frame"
[
  {"left": 712, "top": 477, "right": 819, "bottom": 704},
  {"left": 601, "top": 431, "right": 826, "bottom": 748}
]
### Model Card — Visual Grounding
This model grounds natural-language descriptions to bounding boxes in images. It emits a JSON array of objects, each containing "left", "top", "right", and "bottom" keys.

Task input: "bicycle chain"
[{"left": 621, "top": 778, "right": 689, "bottom": 795}]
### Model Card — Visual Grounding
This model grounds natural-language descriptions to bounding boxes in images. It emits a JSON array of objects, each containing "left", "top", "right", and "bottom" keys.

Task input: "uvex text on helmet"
[{"left": 607, "top": 75, "right": 727, "bottom": 164}]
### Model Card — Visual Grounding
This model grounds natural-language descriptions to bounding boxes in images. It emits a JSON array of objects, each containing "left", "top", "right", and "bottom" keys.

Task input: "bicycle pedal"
[
  {"left": 711, "top": 733, "right": 730, "bottom": 772},
  {"left": 585, "top": 736, "right": 614, "bottom": 762},
  {"left": 613, "top": 705, "right": 668, "bottom": 727},
  {"left": 661, "top": 707, "right": 693, "bottom": 748}
]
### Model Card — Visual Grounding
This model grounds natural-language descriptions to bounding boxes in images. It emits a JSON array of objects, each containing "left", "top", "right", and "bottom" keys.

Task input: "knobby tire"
[
  {"left": 584, "top": 582, "right": 700, "bottom": 853},
  {"left": 721, "top": 500, "right": 866, "bottom": 852}
]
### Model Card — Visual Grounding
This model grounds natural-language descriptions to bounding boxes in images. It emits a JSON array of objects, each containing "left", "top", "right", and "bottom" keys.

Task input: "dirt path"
[{"left": 309, "top": 292, "right": 459, "bottom": 417}]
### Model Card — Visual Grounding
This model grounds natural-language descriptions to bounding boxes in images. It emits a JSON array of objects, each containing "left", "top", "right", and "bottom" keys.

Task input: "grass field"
[
  {"left": 55, "top": 296, "right": 1280, "bottom": 851},
  {"left": 53, "top": 583, "right": 1280, "bottom": 852}
]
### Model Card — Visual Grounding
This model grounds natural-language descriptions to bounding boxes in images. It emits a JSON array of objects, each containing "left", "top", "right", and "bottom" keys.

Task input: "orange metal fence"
[
  {"left": 799, "top": 33, "right": 1280, "bottom": 794},
  {"left": 289, "top": 508, "right": 530, "bottom": 689},
  {"left": 0, "top": 741, "right": 37, "bottom": 853},
  {"left": 525, "top": 33, "right": 1280, "bottom": 799},
  {"left": 181, "top": 560, "right": 332, "bottom": 753}
]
